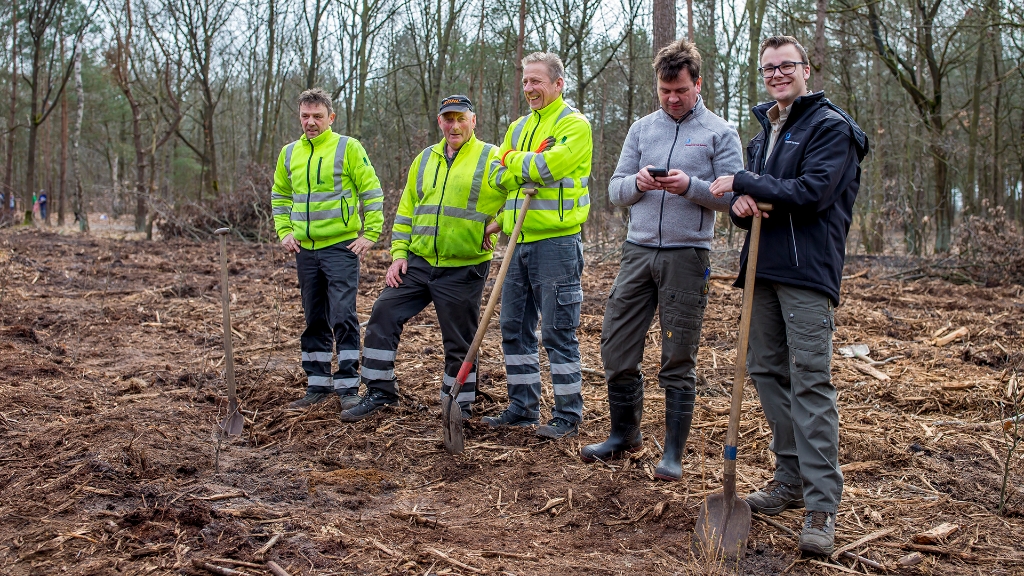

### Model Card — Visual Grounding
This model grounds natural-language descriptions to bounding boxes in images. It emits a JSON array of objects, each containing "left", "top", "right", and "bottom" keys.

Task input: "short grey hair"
[
  {"left": 297, "top": 88, "right": 334, "bottom": 115},
  {"left": 522, "top": 52, "right": 564, "bottom": 82}
]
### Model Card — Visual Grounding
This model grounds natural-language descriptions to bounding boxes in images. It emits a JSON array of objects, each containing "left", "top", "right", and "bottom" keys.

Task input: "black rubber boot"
[
  {"left": 580, "top": 378, "right": 644, "bottom": 462},
  {"left": 654, "top": 389, "right": 695, "bottom": 481}
]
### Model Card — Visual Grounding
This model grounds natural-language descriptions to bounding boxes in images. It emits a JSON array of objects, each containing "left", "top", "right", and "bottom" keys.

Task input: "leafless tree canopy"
[{"left": 1, "top": 0, "right": 1023, "bottom": 262}]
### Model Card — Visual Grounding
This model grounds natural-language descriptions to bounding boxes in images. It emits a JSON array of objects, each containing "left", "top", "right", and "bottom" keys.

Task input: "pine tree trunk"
[{"left": 71, "top": 50, "right": 88, "bottom": 232}]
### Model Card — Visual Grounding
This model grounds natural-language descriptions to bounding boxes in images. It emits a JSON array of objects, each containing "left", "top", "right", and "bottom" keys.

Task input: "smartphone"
[{"left": 648, "top": 167, "right": 669, "bottom": 178}]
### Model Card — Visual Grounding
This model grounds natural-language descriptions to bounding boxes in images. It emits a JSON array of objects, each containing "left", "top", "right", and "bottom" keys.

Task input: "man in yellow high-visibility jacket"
[
  {"left": 340, "top": 95, "right": 505, "bottom": 421},
  {"left": 271, "top": 88, "right": 385, "bottom": 410},
  {"left": 482, "top": 52, "right": 593, "bottom": 439}
]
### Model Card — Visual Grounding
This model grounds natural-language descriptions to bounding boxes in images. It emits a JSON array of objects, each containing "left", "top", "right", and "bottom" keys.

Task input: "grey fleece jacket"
[{"left": 608, "top": 97, "right": 743, "bottom": 248}]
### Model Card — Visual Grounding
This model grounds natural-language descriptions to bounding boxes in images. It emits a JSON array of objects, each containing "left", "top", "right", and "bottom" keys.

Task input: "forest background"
[{"left": 2, "top": 0, "right": 1024, "bottom": 272}]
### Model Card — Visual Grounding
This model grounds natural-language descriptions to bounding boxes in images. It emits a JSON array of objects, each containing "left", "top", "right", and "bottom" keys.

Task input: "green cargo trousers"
[
  {"left": 747, "top": 281, "right": 842, "bottom": 513},
  {"left": 601, "top": 242, "right": 710, "bottom": 391}
]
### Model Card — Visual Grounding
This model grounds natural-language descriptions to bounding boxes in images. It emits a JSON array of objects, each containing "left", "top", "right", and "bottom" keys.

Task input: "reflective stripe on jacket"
[
  {"left": 490, "top": 96, "right": 593, "bottom": 242},
  {"left": 391, "top": 136, "right": 504, "bottom": 267},
  {"left": 271, "top": 128, "right": 384, "bottom": 249}
]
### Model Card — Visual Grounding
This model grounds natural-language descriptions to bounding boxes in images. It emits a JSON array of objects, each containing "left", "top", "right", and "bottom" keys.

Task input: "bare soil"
[{"left": 1, "top": 226, "right": 1022, "bottom": 575}]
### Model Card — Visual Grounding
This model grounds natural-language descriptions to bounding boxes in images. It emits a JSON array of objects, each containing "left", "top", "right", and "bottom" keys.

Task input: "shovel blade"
[
  {"left": 695, "top": 492, "right": 751, "bottom": 561},
  {"left": 440, "top": 393, "right": 464, "bottom": 454},
  {"left": 220, "top": 399, "right": 244, "bottom": 436}
]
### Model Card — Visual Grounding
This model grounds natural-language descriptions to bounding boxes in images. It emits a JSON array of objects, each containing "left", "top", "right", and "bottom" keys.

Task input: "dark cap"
[{"left": 438, "top": 94, "right": 474, "bottom": 114}]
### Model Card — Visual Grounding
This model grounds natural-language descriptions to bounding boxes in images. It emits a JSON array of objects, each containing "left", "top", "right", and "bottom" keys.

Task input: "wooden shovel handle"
[
  {"left": 452, "top": 193, "right": 533, "bottom": 394},
  {"left": 723, "top": 202, "right": 773, "bottom": 478},
  {"left": 218, "top": 229, "right": 237, "bottom": 403}
]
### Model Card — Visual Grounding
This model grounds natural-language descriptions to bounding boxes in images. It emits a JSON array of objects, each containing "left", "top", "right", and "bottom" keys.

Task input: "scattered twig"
[
  {"left": 191, "top": 559, "right": 252, "bottom": 576},
  {"left": 428, "top": 548, "right": 482, "bottom": 573}
]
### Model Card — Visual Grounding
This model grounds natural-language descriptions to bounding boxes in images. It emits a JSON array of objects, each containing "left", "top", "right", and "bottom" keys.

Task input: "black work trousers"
[
  {"left": 361, "top": 254, "right": 490, "bottom": 409},
  {"left": 296, "top": 239, "right": 361, "bottom": 394}
]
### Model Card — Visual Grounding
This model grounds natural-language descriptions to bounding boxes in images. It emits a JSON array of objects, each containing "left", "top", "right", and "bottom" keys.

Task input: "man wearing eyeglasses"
[{"left": 710, "top": 35, "right": 868, "bottom": 556}]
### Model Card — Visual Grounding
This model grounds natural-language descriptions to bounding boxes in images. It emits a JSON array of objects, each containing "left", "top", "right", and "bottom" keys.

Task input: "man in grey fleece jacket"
[{"left": 581, "top": 39, "right": 743, "bottom": 481}]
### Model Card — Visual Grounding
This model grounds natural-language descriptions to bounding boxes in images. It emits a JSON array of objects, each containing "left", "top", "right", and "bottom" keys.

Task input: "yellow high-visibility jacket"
[
  {"left": 272, "top": 128, "right": 384, "bottom": 249},
  {"left": 391, "top": 136, "right": 504, "bottom": 267},
  {"left": 489, "top": 96, "right": 593, "bottom": 242}
]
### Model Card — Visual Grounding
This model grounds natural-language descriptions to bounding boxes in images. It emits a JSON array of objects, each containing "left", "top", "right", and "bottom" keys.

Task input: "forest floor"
[{"left": 1, "top": 222, "right": 1023, "bottom": 576}]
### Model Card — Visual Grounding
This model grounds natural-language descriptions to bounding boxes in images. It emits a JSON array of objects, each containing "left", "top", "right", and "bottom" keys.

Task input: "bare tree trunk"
[
  {"left": 511, "top": 0, "right": 525, "bottom": 118},
  {"left": 813, "top": 0, "right": 827, "bottom": 92},
  {"left": 745, "top": 0, "right": 768, "bottom": 136},
  {"left": 4, "top": 0, "right": 17, "bottom": 220},
  {"left": 687, "top": 0, "right": 693, "bottom": 41},
  {"left": 304, "top": 0, "right": 328, "bottom": 88},
  {"left": 58, "top": 41, "right": 69, "bottom": 226},
  {"left": 70, "top": 48, "right": 87, "bottom": 232},
  {"left": 652, "top": 0, "right": 676, "bottom": 110},
  {"left": 703, "top": 0, "right": 716, "bottom": 112},
  {"left": 256, "top": 0, "right": 275, "bottom": 163}
]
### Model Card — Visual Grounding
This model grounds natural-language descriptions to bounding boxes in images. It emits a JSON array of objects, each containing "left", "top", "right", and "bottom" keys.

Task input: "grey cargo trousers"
[{"left": 748, "top": 281, "right": 842, "bottom": 513}]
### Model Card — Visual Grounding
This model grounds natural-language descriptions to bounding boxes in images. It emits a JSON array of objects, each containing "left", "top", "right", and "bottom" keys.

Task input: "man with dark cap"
[{"left": 341, "top": 95, "right": 506, "bottom": 421}]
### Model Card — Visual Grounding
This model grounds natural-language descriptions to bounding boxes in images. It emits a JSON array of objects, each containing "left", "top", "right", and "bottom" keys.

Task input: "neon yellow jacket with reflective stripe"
[
  {"left": 391, "top": 136, "right": 504, "bottom": 267},
  {"left": 271, "top": 128, "right": 384, "bottom": 250},
  {"left": 489, "top": 96, "right": 593, "bottom": 242}
]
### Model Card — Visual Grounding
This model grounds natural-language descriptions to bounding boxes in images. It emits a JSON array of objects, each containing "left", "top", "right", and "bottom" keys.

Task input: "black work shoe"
[
  {"left": 581, "top": 380, "right": 644, "bottom": 463},
  {"left": 745, "top": 480, "right": 805, "bottom": 515},
  {"left": 536, "top": 417, "right": 579, "bottom": 439},
  {"left": 338, "top": 392, "right": 361, "bottom": 411},
  {"left": 799, "top": 511, "right": 836, "bottom": 556},
  {"left": 339, "top": 389, "right": 399, "bottom": 422},
  {"left": 481, "top": 409, "right": 538, "bottom": 428},
  {"left": 653, "top": 389, "right": 695, "bottom": 481},
  {"left": 460, "top": 406, "right": 472, "bottom": 421},
  {"left": 287, "top": 391, "right": 333, "bottom": 410}
]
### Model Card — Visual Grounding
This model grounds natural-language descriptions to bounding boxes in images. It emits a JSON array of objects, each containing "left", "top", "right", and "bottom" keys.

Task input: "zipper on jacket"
[
  {"left": 432, "top": 150, "right": 456, "bottom": 266},
  {"left": 789, "top": 214, "right": 799, "bottom": 267},
  {"left": 306, "top": 139, "right": 315, "bottom": 250},
  {"left": 512, "top": 111, "right": 542, "bottom": 241},
  {"left": 316, "top": 157, "right": 323, "bottom": 184},
  {"left": 658, "top": 120, "right": 683, "bottom": 247}
]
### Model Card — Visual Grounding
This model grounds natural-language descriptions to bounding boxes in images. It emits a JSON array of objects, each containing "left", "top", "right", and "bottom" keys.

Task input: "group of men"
[{"left": 270, "top": 36, "right": 867, "bottom": 556}]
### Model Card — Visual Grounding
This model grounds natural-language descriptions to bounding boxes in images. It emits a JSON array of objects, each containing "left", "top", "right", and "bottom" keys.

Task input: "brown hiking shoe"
[
  {"left": 745, "top": 480, "right": 805, "bottom": 515},
  {"left": 799, "top": 511, "right": 836, "bottom": 556}
]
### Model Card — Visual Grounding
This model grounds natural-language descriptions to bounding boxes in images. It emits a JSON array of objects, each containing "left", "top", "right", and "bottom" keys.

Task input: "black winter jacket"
[{"left": 730, "top": 92, "right": 868, "bottom": 304}]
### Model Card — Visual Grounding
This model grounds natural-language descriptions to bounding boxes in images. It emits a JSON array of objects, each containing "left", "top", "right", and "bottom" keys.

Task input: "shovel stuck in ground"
[
  {"left": 215, "top": 228, "right": 244, "bottom": 436},
  {"left": 695, "top": 202, "right": 772, "bottom": 560},
  {"left": 441, "top": 191, "right": 534, "bottom": 454}
]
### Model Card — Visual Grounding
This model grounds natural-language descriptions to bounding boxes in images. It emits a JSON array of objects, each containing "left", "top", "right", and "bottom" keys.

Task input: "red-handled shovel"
[{"left": 441, "top": 191, "right": 534, "bottom": 454}]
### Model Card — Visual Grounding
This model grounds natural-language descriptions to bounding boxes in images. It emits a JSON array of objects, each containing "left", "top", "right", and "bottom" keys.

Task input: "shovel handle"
[
  {"left": 451, "top": 193, "right": 534, "bottom": 394},
  {"left": 723, "top": 203, "right": 773, "bottom": 479},
  {"left": 218, "top": 229, "right": 237, "bottom": 402}
]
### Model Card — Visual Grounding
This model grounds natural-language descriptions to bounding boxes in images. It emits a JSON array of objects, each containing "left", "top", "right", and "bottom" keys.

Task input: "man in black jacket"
[{"left": 710, "top": 35, "right": 868, "bottom": 556}]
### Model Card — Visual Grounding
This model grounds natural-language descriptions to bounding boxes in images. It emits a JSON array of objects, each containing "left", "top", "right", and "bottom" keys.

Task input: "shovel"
[
  {"left": 441, "top": 191, "right": 534, "bottom": 454},
  {"left": 695, "top": 202, "right": 772, "bottom": 560},
  {"left": 215, "top": 227, "right": 244, "bottom": 436}
]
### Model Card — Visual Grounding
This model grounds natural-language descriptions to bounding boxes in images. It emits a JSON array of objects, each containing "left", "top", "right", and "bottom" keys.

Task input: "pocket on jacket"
[{"left": 554, "top": 283, "right": 583, "bottom": 329}]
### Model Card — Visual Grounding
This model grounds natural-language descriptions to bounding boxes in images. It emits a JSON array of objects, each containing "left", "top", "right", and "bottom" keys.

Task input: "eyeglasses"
[{"left": 758, "top": 61, "right": 807, "bottom": 79}]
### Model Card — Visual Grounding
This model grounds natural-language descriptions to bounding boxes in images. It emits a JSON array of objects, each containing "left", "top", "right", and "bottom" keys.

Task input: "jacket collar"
[
  {"left": 658, "top": 95, "right": 705, "bottom": 124},
  {"left": 752, "top": 91, "right": 823, "bottom": 135},
  {"left": 533, "top": 96, "right": 567, "bottom": 120},
  {"left": 431, "top": 134, "right": 479, "bottom": 159},
  {"left": 301, "top": 127, "right": 335, "bottom": 147}
]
